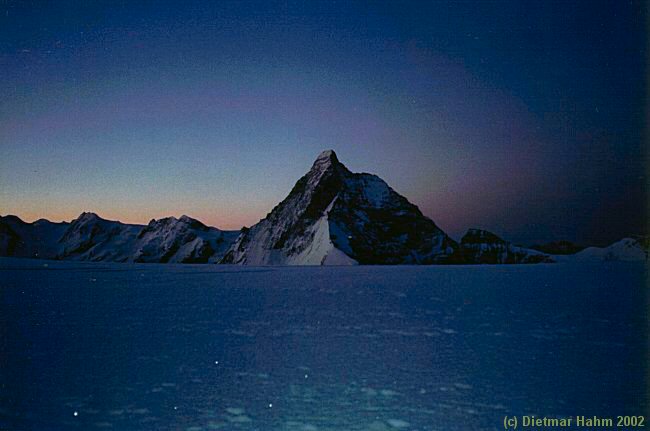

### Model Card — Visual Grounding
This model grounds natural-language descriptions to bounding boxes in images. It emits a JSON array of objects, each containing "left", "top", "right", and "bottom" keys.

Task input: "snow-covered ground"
[
  {"left": 560, "top": 238, "right": 648, "bottom": 262},
  {"left": 0, "top": 258, "right": 647, "bottom": 430}
]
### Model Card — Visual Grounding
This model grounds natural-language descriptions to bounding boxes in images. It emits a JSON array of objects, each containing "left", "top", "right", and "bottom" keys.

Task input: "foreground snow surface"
[{"left": 0, "top": 259, "right": 647, "bottom": 430}]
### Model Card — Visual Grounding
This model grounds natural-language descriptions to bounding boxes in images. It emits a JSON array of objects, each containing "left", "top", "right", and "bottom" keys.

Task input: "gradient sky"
[{"left": 0, "top": 0, "right": 647, "bottom": 246}]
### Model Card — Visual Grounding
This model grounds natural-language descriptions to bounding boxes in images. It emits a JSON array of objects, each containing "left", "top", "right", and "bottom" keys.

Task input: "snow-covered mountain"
[
  {"left": 57, "top": 212, "right": 143, "bottom": 261},
  {"left": 132, "top": 215, "right": 238, "bottom": 263},
  {"left": 558, "top": 238, "right": 648, "bottom": 262},
  {"left": 460, "top": 228, "right": 554, "bottom": 264},
  {"left": 2, "top": 151, "right": 645, "bottom": 266},
  {"left": 221, "top": 150, "right": 460, "bottom": 265},
  {"left": 0, "top": 213, "right": 238, "bottom": 263},
  {"left": 0, "top": 215, "right": 69, "bottom": 259}
]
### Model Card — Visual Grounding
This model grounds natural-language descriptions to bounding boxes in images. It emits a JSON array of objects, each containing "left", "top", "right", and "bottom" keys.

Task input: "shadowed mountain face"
[
  {"left": 0, "top": 220, "right": 21, "bottom": 256},
  {"left": 4, "top": 150, "right": 642, "bottom": 265},
  {"left": 460, "top": 228, "right": 553, "bottom": 264},
  {"left": 0, "top": 215, "right": 69, "bottom": 259},
  {"left": 222, "top": 150, "right": 460, "bottom": 265}
]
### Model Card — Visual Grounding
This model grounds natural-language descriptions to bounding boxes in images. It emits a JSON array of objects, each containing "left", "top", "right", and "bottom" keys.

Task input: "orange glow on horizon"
[{"left": 0, "top": 207, "right": 259, "bottom": 231}]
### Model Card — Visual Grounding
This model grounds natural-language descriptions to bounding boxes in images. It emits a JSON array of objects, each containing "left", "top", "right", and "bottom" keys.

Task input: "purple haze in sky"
[{"left": 0, "top": 1, "right": 646, "bottom": 246}]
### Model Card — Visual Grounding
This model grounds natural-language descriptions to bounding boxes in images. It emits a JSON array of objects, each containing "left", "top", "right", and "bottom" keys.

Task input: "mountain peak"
[
  {"left": 222, "top": 149, "right": 459, "bottom": 265},
  {"left": 76, "top": 212, "right": 101, "bottom": 223},
  {"left": 179, "top": 215, "right": 209, "bottom": 230},
  {"left": 311, "top": 149, "right": 341, "bottom": 172},
  {"left": 460, "top": 228, "right": 553, "bottom": 264},
  {"left": 0, "top": 215, "right": 25, "bottom": 224},
  {"left": 316, "top": 149, "right": 337, "bottom": 161},
  {"left": 461, "top": 228, "right": 506, "bottom": 245}
]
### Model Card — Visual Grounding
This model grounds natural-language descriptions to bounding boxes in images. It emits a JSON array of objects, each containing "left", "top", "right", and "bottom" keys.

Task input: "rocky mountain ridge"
[
  {"left": 0, "top": 212, "right": 237, "bottom": 263},
  {"left": 222, "top": 150, "right": 460, "bottom": 265},
  {"left": 1, "top": 150, "right": 646, "bottom": 265},
  {"left": 459, "top": 228, "right": 553, "bottom": 264}
]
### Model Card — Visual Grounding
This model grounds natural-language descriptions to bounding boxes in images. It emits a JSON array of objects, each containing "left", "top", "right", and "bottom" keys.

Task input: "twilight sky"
[{"left": 0, "top": 0, "right": 647, "bottom": 246}]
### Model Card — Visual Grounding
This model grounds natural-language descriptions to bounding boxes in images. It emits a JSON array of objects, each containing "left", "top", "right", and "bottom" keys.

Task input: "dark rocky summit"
[
  {"left": 6, "top": 150, "right": 637, "bottom": 265},
  {"left": 222, "top": 150, "right": 460, "bottom": 265},
  {"left": 460, "top": 228, "right": 554, "bottom": 264}
]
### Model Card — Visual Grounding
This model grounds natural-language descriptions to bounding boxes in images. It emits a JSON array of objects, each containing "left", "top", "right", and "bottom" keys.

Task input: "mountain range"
[
  {"left": 0, "top": 212, "right": 237, "bottom": 264},
  {"left": 1, "top": 150, "right": 647, "bottom": 265}
]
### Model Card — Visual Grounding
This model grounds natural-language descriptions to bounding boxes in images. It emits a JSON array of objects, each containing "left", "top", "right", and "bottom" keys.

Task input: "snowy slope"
[
  {"left": 132, "top": 215, "right": 238, "bottom": 263},
  {"left": 1, "top": 259, "right": 646, "bottom": 431},
  {"left": 222, "top": 150, "right": 459, "bottom": 265},
  {"left": 559, "top": 238, "right": 648, "bottom": 262},
  {"left": 57, "top": 212, "right": 144, "bottom": 261},
  {"left": 460, "top": 228, "right": 553, "bottom": 264},
  {"left": 0, "top": 213, "right": 239, "bottom": 263},
  {"left": 2, "top": 150, "right": 644, "bottom": 267}
]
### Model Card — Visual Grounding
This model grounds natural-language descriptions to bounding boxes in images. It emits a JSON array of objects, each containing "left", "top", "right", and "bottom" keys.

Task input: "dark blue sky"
[{"left": 0, "top": 0, "right": 647, "bottom": 245}]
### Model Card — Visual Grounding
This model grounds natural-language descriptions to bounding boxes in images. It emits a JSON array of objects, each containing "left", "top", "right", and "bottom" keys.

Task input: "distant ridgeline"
[{"left": 1, "top": 151, "right": 647, "bottom": 265}]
